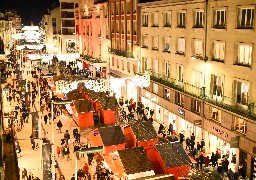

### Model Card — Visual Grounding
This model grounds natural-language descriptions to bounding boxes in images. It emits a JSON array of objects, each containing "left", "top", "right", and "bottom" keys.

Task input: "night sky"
[{"left": 2, "top": 0, "right": 59, "bottom": 25}]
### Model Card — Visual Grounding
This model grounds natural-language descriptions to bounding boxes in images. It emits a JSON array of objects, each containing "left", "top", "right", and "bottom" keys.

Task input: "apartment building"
[
  {"left": 108, "top": 0, "right": 140, "bottom": 100},
  {"left": 0, "top": 10, "right": 21, "bottom": 55},
  {"left": 139, "top": 0, "right": 256, "bottom": 178},
  {"left": 59, "top": 0, "right": 78, "bottom": 53},
  {"left": 42, "top": 7, "right": 61, "bottom": 54},
  {"left": 75, "top": 0, "right": 109, "bottom": 59}
]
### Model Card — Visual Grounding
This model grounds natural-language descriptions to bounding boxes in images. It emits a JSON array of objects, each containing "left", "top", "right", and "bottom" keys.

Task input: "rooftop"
[
  {"left": 118, "top": 147, "right": 153, "bottom": 175},
  {"left": 98, "top": 126, "right": 126, "bottom": 146},
  {"left": 156, "top": 142, "right": 191, "bottom": 168}
]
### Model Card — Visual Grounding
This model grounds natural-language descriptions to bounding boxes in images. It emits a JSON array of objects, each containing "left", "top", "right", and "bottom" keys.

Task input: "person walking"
[
  {"left": 57, "top": 146, "right": 61, "bottom": 158},
  {"left": 57, "top": 120, "right": 63, "bottom": 133}
]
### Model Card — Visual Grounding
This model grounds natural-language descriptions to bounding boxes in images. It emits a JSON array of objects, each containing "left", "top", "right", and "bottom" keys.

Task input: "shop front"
[{"left": 140, "top": 90, "right": 202, "bottom": 141}]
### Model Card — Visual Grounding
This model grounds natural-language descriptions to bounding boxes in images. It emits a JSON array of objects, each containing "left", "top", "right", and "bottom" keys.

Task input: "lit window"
[
  {"left": 152, "top": 36, "right": 158, "bottom": 50},
  {"left": 163, "top": 37, "right": 171, "bottom": 52},
  {"left": 142, "top": 14, "right": 148, "bottom": 27},
  {"left": 213, "top": 41, "right": 225, "bottom": 61},
  {"left": 164, "top": 61, "right": 171, "bottom": 78},
  {"left": 177, "top": 38, "right": 185, "bottom": 55},
  {"left": 176, "top": 92, "right": 184, "bottom": 106},
  {"left": 163, "top": 12, "right": 171, "bottom": 27},
  {"left": 234, "top": 117, "right": 247, "bottom": 135},
  {"left": 236, "top": 44, "right": 252, "bottom": 66},
  {"left": 235, "top": 80, "right": 249, "bottom": 106},
  {"left": 194, "top": 10, "right": 204, "bottom": 27},
  {"left": 152, "top": 12, "right": 159, "bottom": 27},
  {"left": 142, "top": 35, "right": 148, "bottom": 48},
  {"left": 193, "top": 39, "right": 203, "bottom": 56},
  {"left": 192, "top": 99, "right": 201, "bottom": 113},
  {"left": 177, "top": 11, "right": 186, "bottom": 27},
  {"left": 164, "top": 88, "right": 170, "bottom": 99},
  {"left": 238, "top": 7, "right": 254, "bottom": 29},
  {"left": 213, "top": 9, "right": 226, "bottom": 28},
  {"left": 210, "top": 74, "right": 224, "bottom": 100},
  {"left": 153, "top": 83, "right": 158, "bottom": 94},
  {"left": 211, "top": 107, "right": 221, "bottom": 123}
]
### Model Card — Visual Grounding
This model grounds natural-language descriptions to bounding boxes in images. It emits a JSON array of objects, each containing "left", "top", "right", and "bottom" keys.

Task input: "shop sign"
[
  {"left": 230, "top": 136, "right": 239, "bottom": 148},
  {"left": 178, "top": 108, "right": 185, "bottom": 116},
  {"left": 212, "top": 126, "right": 228, "bottom": 138}
]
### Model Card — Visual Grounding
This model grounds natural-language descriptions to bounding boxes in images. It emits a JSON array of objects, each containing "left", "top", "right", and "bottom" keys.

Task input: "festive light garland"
[{"left": 54, "top": 75, "right": 150, "bottom": 94}]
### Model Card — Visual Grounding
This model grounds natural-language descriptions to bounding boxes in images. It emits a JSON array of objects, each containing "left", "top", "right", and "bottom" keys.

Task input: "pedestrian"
[
  {"left": 64, "top": 130, "right": 70, "bottom": 144},
  {"left": 57, "top": 120, "right": 63, "bottom": 133},
  {"left": 56, "top": 146, "right": 60, "bottom": 158},
  {"left": 59, "top": 175, "right": 65, "bottom": 180},
  {"left": 185, "top": 137, "right": 190, "bottom": 150},
  {"left": 22, "top": 168, "right": 27, "bottom": 180},
  {"left": 31, "top": 138, "right": 35, "bottom": 150},
  {"left": 44, "top": 115, "right": 48, "bottom": 124},
  {"left": 198, "top": 152, "right": 204, "bottom": 170}
]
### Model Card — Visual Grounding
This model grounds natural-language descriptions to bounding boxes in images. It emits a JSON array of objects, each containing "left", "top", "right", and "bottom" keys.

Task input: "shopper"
[{"left": 57, "top": 120, "right": 63, "bottom": 133}]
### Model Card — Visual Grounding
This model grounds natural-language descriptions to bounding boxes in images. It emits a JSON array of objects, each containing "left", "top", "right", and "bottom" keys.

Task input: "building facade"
[
  {"left": 139, "top": 0, "right": 256, "bottom": 178},
  {"left": 108, "top": 0, "right": 140, "bottom": 100},
  {"left": 42, "top": 7, "right": 61, "bottom": 54},
  {"left": 59, "top": 0, "right": 78, "bottom": 53}
]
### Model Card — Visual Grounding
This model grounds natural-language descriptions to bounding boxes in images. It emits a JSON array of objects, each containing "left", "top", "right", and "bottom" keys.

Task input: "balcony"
[
  {"left": 110, "top": 48, "right": 134, "bottom": 58},
  {"left": 82, "top": 15, "right": 92, "bottom": 19},
  {"left": 149, "top": 71, "right": 256, "bottom": 121},
  {"left": 94, "top": 0, "right": 108, "bottom": 4}
]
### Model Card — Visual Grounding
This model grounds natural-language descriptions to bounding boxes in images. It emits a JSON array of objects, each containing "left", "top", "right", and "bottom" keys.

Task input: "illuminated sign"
[{"left": 178, "top": 108, "right": 185, "bottom": 116}]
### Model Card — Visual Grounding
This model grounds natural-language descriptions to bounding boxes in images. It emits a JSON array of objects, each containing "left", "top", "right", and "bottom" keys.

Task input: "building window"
[
  {"left": 213, "top": 41, "right": 225, "bottom": 61},
  {"left": 142, "top": 35, "right": 148, "bottom": 48},
  {"left": 132, "top": 0, "right": 136, "bottom": 13},
  {"left": 152, "top": 36, "right": 158, "bottom": 50},
  {"left": 177, "top": 11, "right": 186, "bottom": 28},
  {"left": 194, "top": 10, "right": 204, "bottom": 27},
  {"left": 111, "top": 3, "right": 114, "bottom": 15},
  {"left": 193, "top": 39, "right": 203, "bottom": 57},
  {"left": 122, "top": 60, "right": 124, "bottom": 70},
  {"left": 152, "top": 12, "right": 159, "bottom": 27},
  {"left": 116, "top": 2, "right": 119, "bottom": 15},
  {"left": 210, "top": 74, "right": 224, "bottom": 100},
  {"left": 141, "top": 57, "right": 147, "bottom": 73},
  {"left": 175, "top": 92, "right": 184, "bottom": 106},
  {"left": 133, "top": 64, "right": 137, "bottom": 74},
  {"left": 152, "top": 58, "right": 158, "bottom": 74},
  {"left": 235, "top": 80, "right": 249, "bottom": 106},
  {"left": 211, "top": 107, "right": 221, "bottom": 123},
  {"left": 164, "top": 88, "right": 170, "bottom": 99},
  {"left": 127, "top": 21, "right": 130, "bottom": 34},
  {"left": 111, "top": 21, "right": 114, "bottom": 33},
  {"left": 121, "top": 22, "right": 124, "bottom": 34},
  {"left": 117, "top": 59, "right": 119, "bottom": 68},
  {"left": 142, "top": 14, "right": 148, "bottom": 27},
  {"left": 153, "top": 83, "right": 158, "bottom": 94},
  {"left": 121, "top": 2, "right": 124, "bottom": 14},
  {"left": 234, "top": 117, "right": 247, "bottom": 135},
  {"left": 163, "top": 12, "right": 171, "bottom": 27},
  {"left": 126, "top": 1, "right": 130, "bottom": 14},
  {"left": 213, "top": 9, "right": 226, "bottom": 28},
  {"left": 236, "top": 44, "right": 252, "bottom": 66},
  {"left": 192, "top": 99, "right": 201, "bottom": 113},
  {"left": 177, "top": 64, "right": 184, "bottom": 82},
  {"left": 238, "top": 7, "right": 254, "bottom": 29},
  {"left": 177, "top": 38, "right": 185, "bottom": 55},
  {"left": 163, "top": 37, "right": 171, "bottom": 52},
  {"left": 192, "top": 70, "right": 202, "bottom": 87},
  {"left": 164, "top": 61, "right": 171, "bottom": 78},
  {"left": 133, "top": 22, "right": 136, "bottom": 35},
  {"left": 127, "top": 62, "right": 130, "bottom": 72},
  {"left": 116, "top": 21, "right": 119, "bottom": 33},
  {"left": 112, "top": 58, "right": 115, "bottom": 67}
]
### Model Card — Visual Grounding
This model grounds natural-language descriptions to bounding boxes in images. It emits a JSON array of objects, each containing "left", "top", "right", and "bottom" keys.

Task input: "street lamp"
[
  {"left": 51, "top": 99, "right": 72, "bottom": 180},
  {"left": 75, "top": 146, "right": 104, "bottom": 180}
]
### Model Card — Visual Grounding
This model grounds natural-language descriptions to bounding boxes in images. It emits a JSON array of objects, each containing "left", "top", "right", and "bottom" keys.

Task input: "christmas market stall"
[
  {"left": 124, "top": 119, "right": 158, "bottom": 148},
  {"left": 98, "top": 126, "right": 126, "bottom": 155}
]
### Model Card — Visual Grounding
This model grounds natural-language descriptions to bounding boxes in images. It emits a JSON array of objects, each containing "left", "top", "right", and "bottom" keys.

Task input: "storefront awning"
[{"left": 230, "top": 136, "right": 240, "bottom": 148}]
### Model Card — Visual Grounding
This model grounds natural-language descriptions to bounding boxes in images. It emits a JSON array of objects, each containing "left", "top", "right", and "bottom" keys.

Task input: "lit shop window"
[
  {"left": 192, "top": 99, "right": 201, "bottom": 113},
  {"left": 164, "top": 88, "right": 170, "bottom": 99},
  {"left": 175, "top": 92, "right": 184, "bottom": 106},
  {"left": 234, "top": 117, "right": 247, "bottom": 135},
  {"left": 235, "top": 80, "right": 249, "bottom": 106},
  {"left": 211, "top": 107, "right": 221, "bottom": 123}
]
